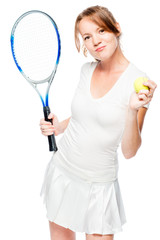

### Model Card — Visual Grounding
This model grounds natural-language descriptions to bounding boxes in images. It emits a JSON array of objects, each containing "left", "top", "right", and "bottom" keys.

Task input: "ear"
[
  {"left": 116, "top": 22, "right": 121, "bottom": 36},
  {"left": 82, "top": 44, "right": 88, "bottom": 57}
]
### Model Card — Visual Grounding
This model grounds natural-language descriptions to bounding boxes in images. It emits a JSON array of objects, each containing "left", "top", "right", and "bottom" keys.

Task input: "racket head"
[{"left": 11, "top": 10, "right": 61, "bottom": 84}]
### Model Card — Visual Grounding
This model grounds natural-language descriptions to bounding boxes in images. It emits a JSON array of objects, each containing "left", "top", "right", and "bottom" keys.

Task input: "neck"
[{"left": 98, "top": 45, "right": 129, "bottom": 72}]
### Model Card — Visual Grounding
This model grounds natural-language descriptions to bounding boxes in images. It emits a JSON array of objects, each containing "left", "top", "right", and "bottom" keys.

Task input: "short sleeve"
[
  {"left": 123, "top": 63, "right": 151, "bottom": 109},
  {"left": 75, "top": 62, "right": 90, "bottom": 91},
  {"left": 75, "top": 62, "right": 97, "bottom": 92}
]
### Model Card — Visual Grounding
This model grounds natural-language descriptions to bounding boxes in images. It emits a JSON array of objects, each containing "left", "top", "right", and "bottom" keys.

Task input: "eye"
[
  {"left": 99, "top": 29, "right": 105, "bottom": 34},
  {"left": 84, "top": 36, "right": 90, "bottom": 41}
]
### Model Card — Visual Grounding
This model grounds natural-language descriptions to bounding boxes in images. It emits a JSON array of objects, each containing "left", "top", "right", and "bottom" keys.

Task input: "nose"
[{"left": 92, "top": 34, "right": 101, "bottom": 46}]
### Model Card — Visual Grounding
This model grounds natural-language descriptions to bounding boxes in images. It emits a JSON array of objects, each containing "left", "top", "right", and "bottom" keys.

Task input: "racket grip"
[{"left": 43, "top": 106, "right": 58, "bottom": 152}]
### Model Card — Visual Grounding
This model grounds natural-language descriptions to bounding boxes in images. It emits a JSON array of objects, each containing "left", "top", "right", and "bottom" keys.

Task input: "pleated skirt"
[{"left": 40, "top": 156, "right": 126, "bottom": 235}]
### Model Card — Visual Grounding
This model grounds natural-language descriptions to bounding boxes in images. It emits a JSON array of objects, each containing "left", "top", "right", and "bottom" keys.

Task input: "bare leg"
[
  {"left": 86, "top": 233, "right": 114, "bottom": 240},
  {"left": 49, "top": 221, "right": 76, "bottom": 240}
]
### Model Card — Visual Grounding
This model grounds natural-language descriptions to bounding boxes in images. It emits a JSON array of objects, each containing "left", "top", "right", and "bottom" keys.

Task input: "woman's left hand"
[{"left": 129, "top": 79, "right": 157, "bottom": 110}]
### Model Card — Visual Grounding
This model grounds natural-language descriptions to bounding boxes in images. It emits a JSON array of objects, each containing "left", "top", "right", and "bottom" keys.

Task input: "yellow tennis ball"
[{"left": 134, "top": 77, "right": 149, "bottom": 93}]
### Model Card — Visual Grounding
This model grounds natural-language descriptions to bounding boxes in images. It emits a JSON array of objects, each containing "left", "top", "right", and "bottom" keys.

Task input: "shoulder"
[
  {"left": 125, "top": 63, "right": 150, "bottom": 108},
  {"left": 75, "top": 61, "right": 98, "bottom": 91},
  {"left": 127, "top": 63, "right": 149, "bottom": 84},
  {"left": 80, "top": 61, "right": 98, "bottom": 75},
  {"left": 123, "top": 62, "right": 149, "bottom": 91}
]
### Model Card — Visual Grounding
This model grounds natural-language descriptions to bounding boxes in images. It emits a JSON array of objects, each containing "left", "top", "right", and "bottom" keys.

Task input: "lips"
[{"left": 95, "top": 46, "right": 106, "bottom": 52}]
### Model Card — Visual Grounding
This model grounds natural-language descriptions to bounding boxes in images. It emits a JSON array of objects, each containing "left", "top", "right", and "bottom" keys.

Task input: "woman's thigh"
[
  {"left": 49, "top": 221, "right": 76, "bottom": 240},
  {"left": 85, "top": 233, "right": 114, "bottom": 240}
]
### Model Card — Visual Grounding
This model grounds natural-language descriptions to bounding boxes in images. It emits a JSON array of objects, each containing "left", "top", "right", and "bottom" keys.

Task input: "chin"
[
  {"left": 90, "top": 50, "right": 113, "bottom": 62},
  {"left": 97, "top": 56, "right": 111, "bottom": 62}
]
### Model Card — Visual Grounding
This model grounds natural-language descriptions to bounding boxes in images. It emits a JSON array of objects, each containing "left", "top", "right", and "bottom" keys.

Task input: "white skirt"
[{"left": 40, "top": 157, "right": 127, "bottom": 235}]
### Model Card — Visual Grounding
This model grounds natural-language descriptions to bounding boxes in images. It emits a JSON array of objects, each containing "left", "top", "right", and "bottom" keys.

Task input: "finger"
[
  {"left": 40, "top": 118, "right": 44, "bottom": 125},
  {"left": 138, "top": 89, "right": 149, "bottom": 96},
  {"left": 48, "top": 113, "right": 56, "bottom": 119},
  {"left": 139, "top": 87, "right": 153, "bottom": 99},
  {"left": 143, "top": 80, "right": 157, "bottom": 92},
  {"left": 138, "top": 93, "right": 148, "bottom": 101},
  {"left": 42, "top": 130, "right": 55, "bottom": 136},
  {"left": 138, "top": 95, "right": 151, "bottom": 106},
  {"left": 40, "top": 118, "right": 52, "bottom": 126},
  {"left": 41, "top": 127, "right": 55, "bottom": 135},
  {"left": 40, "top": 125, "right": 54, "bottom": 131}
]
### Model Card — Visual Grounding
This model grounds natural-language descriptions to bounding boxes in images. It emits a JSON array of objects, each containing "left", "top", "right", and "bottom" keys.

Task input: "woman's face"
[{"left": 78, "top": 17, "right": 119, "bottom": 61}]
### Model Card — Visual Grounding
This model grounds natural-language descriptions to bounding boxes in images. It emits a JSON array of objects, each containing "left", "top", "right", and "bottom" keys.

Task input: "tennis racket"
[{"left": 10, "top": 10, "right": 61, "bottom": 151}]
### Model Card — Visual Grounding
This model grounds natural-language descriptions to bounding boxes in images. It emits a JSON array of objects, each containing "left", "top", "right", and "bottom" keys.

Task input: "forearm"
[
  {"left": 121, "top": 79, "right": 156, "bottom": 158},
  {"left": 59, "top": 117, "right": 71, "bottom": 133},
  {"left": 121, "top": 107, "right": 141, "bottom": 159}
]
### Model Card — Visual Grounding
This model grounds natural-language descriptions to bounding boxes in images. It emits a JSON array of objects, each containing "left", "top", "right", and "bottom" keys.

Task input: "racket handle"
[{"left": 43, "top": 106, "right": 58, "bottom": 152}]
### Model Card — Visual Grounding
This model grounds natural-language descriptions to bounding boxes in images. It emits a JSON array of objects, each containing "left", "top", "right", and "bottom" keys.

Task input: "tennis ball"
[{"left": 134, "top": 77, "right": 149, "bottom": 93}]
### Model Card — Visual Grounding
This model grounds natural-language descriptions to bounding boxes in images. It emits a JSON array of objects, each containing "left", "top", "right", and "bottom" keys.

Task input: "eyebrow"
[
  {"left": 82, "top": 27, "right": 102, "bottom": 37},
  {"left": 82, "top": 33, "right": 90, "bottom": 37}
]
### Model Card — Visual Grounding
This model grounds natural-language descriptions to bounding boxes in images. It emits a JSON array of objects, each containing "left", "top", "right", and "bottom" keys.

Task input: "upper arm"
[{"left": 138, "top": 107, "right": 148, "bottom": 133}]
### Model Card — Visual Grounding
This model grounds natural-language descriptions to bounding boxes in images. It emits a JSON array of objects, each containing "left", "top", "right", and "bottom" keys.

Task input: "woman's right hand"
[{"left": 40, "top": 113, "right": 63, "bottom": 136}]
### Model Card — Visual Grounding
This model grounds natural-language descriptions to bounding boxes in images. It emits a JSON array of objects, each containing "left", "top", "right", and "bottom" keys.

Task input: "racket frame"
[{"left": 10, "top": 10, "right": 61, "bottom": 151}]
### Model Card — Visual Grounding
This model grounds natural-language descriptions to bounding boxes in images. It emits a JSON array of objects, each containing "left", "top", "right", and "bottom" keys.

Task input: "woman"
[{"left": 40, "top": 5, "right": 157, "bottom": 240}]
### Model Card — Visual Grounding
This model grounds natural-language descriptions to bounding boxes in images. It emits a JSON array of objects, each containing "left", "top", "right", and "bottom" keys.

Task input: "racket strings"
[{"left": 13, "top": 13, "right": 58, "bottom": 82}]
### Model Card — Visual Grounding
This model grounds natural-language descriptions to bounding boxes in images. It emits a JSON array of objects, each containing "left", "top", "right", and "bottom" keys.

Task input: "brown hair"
[{"left": 74, "top": 5, "right": 121, "bottom": 55}]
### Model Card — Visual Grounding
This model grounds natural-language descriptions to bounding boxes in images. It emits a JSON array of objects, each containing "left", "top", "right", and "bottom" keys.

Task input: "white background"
[{"left": 0, "top": 0, "right": 160, "bottom": 239}]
